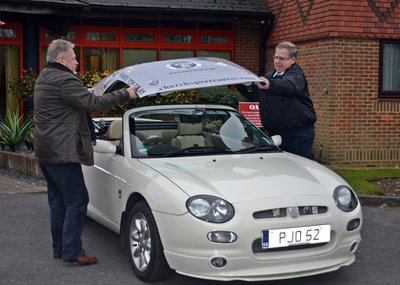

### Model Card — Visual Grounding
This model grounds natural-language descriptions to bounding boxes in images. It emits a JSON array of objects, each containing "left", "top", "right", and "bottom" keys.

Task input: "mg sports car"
[{"left": 83, "top": 58, "right": 362, "bottom": 282}]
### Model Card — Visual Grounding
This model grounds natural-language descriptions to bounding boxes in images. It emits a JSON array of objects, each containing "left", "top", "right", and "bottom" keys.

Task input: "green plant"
[
  {"left": 8, "top": 68, "right": 38, "bottom": 101},
  {"left": 79, "top": 70, "right": 111, "bottom": 88},
  {"left": 197, "top": 86, "right": 246, "bottom": 109},
  {"left": 157, "top": 89, "right": 199, "bottom": 105},
  {"left": 334, "top": 168, "right": 400, "bottom": 195},
  {"left": 131, "top": 87, "right": 243, "bottom": 109},
  {"left": 130, "top": 89, "right": 199, "bottom": 108},
  {"left": 23, "top": 125, "right": 34, "bottom": 150},
  {"left": 0, "top": 109, "right": 34, "bottom": 152}
]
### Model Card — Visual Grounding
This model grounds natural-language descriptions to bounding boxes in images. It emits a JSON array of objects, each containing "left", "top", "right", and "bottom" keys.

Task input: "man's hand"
[
  {"left": 255, "top": 76, "right": 270, "bottom": 90},
  {"left": 127, "top": 84, "right": 140, "bottom": 100}
]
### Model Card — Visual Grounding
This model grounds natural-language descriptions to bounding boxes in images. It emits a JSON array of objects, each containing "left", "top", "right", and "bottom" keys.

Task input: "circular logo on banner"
[
  {"left": 148, "top": 80, "right": 160, "bottom": 86},
  {"left": 166, "top": 61, "right": 201, "bottom": 70}
]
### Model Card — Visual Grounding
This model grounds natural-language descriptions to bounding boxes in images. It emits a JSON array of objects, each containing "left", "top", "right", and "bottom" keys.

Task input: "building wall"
[
  {"left": 262, "top": 0, "right": 400, "bottom": 167},
  {"left": 234, "top": 22, "right": 263, "bottom": 75}
]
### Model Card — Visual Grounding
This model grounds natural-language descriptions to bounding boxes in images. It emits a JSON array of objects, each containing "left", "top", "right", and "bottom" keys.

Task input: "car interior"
[{"left": 93, "top": 108, "right": 278, "bottom": 158}]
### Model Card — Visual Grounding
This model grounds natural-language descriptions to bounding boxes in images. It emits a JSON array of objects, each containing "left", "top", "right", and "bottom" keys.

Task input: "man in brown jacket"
[{"left": 34, "top": 39, "right": 139, "bottom": 266}]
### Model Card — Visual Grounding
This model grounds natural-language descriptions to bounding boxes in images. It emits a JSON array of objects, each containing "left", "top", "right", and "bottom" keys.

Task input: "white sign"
[{"left": 94, "top": 57, "right": 262, "bottom": 98}]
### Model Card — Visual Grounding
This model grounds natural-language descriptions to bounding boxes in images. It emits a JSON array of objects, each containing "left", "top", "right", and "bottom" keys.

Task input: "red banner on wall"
[{"left": 239, "top": 102, "right": 262, "bottom": 127}]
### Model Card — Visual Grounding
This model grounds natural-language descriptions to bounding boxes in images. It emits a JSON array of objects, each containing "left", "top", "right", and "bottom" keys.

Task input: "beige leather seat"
[
  {"left": 171, "top": 120, "right": 211, "bottom": 149},
  {"left": 105, "top": 120, "right": 122, "bottom": 145}
]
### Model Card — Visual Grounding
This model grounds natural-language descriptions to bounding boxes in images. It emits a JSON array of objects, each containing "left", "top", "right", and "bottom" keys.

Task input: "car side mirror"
[
  {"left": 271, "top": 135, "right": 282, "bottom": 146},
  {"left": 93, "top": 140, "right": 117, "bottom": 154}
]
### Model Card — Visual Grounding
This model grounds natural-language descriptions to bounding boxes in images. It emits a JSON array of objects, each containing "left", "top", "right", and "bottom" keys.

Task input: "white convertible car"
[{"left": 83, "top": 58, "right": 362, "bottom": 282}]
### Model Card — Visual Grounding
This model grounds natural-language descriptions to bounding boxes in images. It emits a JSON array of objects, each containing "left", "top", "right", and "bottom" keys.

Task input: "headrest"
[
  {"left": 106, "top": 120, "right": 122, "bottom": 140},
  {"left": 178, "top": 122, "right": 203, "bottom": 136}
]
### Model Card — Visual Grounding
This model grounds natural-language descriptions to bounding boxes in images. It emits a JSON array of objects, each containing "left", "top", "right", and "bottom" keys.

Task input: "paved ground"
[
  {"left": 0, "top": 174, "right": 47, "bottom": 195},
  {"left": 1, "top": 182, "right": 399, "bottom": 285}
]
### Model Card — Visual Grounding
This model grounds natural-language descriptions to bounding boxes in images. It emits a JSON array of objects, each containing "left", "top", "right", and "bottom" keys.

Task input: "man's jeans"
[
  {"left": 40, "top": 163, "right": 89, "bottom": 260},
  {"left": 280, "top": 135, "right": 314, "bottom": 159}
]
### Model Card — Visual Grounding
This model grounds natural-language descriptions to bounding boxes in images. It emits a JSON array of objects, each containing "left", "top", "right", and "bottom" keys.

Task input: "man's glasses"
[{"left": 274, "top": 56, "right": 292, "bottom": 61}]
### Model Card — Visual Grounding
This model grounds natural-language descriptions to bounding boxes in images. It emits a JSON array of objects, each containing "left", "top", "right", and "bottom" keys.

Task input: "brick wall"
[
  {"left": 234, "top": 22, "right": 263, "bottom": 75},
  {"left": 299, "top": 39, "right": 400, "bottom": 167},
  {"left": 0, "top": 151, "right": 43, "bottom": 178}
]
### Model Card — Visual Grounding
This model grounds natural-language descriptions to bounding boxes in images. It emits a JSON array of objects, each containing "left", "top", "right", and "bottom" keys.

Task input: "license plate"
[{"left": 262, "top": 225, "right": 331, "bottom": 249}]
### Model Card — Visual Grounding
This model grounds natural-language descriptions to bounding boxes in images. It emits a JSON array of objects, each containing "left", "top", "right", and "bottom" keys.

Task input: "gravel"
[
  {"left": 0, "top": 168, "right": 47, "bottom": 186},
  {"left": 375, "top": 178, "right": 400, "bottom": 197}
]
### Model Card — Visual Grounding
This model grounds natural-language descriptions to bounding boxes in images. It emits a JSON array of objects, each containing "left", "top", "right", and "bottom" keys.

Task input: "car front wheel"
[{"left": 127, "top": 200, "right": 172, "bottom": 282}]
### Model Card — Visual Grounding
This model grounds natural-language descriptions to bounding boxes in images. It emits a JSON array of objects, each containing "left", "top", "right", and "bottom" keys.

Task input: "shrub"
[
  {"left": 132, "top": 89, "right": 199, "bottom": 108},
  {"left": 131, "top": 87, "right": 245, "bottom": 109},
  {"left": 79, "top": 70, "right": 111, "bottom": 88},
  {"left": 197, "top": 86, "right": 247, "bottom": 109},
  {"left": 8, "top": 68, "right": 38, "bottom": 101}
]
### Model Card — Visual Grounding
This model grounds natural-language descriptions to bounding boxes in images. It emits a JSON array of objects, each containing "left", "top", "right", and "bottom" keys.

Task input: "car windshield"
[{"left": 128, "top": 107, "right": 280, "bottom": 158}]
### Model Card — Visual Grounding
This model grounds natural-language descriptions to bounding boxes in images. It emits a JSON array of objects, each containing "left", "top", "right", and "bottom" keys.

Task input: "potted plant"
[{"left": 8, "top": 68, "right": 38, "bottom": 113}]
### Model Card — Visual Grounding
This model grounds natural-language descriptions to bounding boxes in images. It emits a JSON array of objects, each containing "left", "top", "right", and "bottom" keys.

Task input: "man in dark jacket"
[
  {"left": 34, "top": 39, "right": 139, "bottom": 265},
  {"left": 236, "top": 41, "right": 316, "bottom": 159}
]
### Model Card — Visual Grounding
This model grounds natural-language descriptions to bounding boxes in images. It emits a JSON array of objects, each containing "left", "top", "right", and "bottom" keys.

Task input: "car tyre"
[{"left": 127, "top": 201, "right": 172, "bottom": 282}]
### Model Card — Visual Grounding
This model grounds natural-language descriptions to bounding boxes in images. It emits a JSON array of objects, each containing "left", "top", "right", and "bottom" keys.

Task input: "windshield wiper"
[
  {"left": 233, "top": 145, "right": 279, "bottom": 154},
  {"left": 163, "top": 146, "right": 232, "bottom": 157}
]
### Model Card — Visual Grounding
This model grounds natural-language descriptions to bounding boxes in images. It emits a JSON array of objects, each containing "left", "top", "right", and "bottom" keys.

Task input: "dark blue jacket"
[{"left": 237, "top": 64, "right": 316, "bottom": 137}]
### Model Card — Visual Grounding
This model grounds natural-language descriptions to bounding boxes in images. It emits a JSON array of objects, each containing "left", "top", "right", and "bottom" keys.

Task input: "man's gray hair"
[
  {"left": 276, "top": 41, "right": 298, "bottom": 58},
  {"left": 46, "top": 39, "right": 75, "bottom": 63}
]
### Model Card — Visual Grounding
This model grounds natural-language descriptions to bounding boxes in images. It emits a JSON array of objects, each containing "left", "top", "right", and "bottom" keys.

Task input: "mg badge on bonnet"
[{"left": 287, "top": 207, "right": 299, "bottom": 218}]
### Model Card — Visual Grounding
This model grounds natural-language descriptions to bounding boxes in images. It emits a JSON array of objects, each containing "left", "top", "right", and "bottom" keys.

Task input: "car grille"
[{"left": 252, "top": 206, "right": 328, "bottom": 219}]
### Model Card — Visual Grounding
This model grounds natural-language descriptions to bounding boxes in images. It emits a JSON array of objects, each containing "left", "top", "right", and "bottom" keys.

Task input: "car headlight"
[
  {"left": 333, "top": 185, "right": 359, "bottom": 212},
  {"left": 186, "top": 195, "right": 234, "bottom": 223}
]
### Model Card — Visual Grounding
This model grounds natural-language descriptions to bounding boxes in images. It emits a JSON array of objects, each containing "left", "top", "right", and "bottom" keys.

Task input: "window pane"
[
  {"left": 164, "top": 34, "right": 192, "bottom": 44},
  {"left": 160, "top": 50, "right": 194, "bottom": 60},
  {"left": 1, "top": 45, "right": 20, "bottom": 114},
  {"left": 125, "top": 33, "right": 155, "bottom": 42},
  {"left": 198, "top": 50, "right": 231, "bottom": 60},
  {"left": 0, "top": 29, "right": 16, "bottom": 39},
  {"left": 83, "top": 48, "right": 119, "bottom": 72},
  {"left": 382, "top": 43, "right": 400, "bottom": 91},
  {"left": 200, "top": 35, "right": 228, "bottom": 44},
  {"left": 45, "top": 31, "right": 77, "bottom": 41},
  {"left": 122, "top": 49, "right": 157, "bottom": 67},
  {"left": 86, "top": 32, "right": 116, "bottom": 41}
]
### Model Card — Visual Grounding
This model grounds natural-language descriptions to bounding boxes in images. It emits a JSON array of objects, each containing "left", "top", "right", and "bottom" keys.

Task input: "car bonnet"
[
  {"left": 93, "top": 57, "right": 262, "bottom": 98},
  {"left": 140, "top": 153, "right": 344, "bottom": 204}
]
